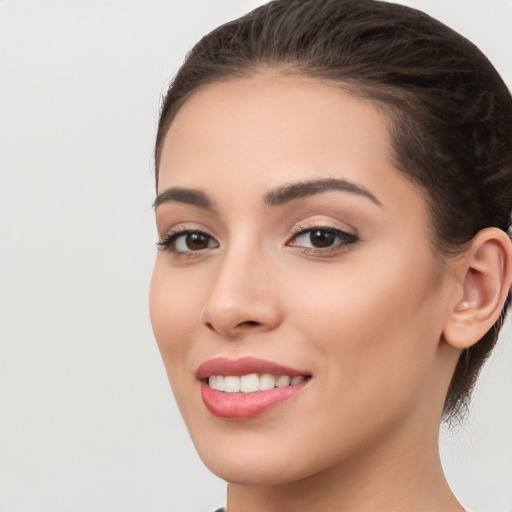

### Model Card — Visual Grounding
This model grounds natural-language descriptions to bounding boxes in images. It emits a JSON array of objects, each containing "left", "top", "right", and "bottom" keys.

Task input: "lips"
[{"left": 196, "top": 357, "right": 311, "bottom": 419}]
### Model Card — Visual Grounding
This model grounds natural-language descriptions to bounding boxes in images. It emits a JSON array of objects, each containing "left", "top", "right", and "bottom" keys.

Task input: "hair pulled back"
[{"left": 155, "top": 0, "right": 512, "bottom": 420}]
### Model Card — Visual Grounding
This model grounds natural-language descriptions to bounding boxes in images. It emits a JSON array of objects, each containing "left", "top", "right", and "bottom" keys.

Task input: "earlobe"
[{"left": 443, "top": 228, "right": 512, "bottom": 350}]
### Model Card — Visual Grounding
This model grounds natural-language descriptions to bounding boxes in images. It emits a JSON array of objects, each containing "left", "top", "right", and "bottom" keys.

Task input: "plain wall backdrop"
[{"left": 0, "top": 1, "right": 511, "bottom": 511}]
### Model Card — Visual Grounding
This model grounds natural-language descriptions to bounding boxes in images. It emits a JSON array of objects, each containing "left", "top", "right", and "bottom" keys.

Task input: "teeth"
[
  {"left": 240, "top": 374, "right": 259, "bottom": 393},
  {"left": 224, "top": 376, "right": 240, "bottom": 393},
  {"left": 208, "top": 374, "right": 308, "bottom": 393},
  {"left": 259, "top": 373, "right": 275, "bottom": 391},
  {"left": 211, "top": 375, "right": 224, "bottom": 391},
  {"left": 275, "top": 375, "right": 291, "bottom": 388}
]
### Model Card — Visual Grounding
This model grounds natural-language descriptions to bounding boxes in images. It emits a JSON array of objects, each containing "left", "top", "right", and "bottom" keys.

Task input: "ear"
[{"left": 443, "top": 227, "right": 512, "bottom": 349}]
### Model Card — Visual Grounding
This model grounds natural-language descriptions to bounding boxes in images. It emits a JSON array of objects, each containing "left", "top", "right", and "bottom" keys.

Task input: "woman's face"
[{"left": 150, "top": 74, "right": 457, "bottom": 485}]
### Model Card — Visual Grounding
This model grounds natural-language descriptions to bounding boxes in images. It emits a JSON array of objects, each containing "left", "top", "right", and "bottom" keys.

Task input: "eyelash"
[
  {"left": 156, "top": 228, "right": 218, "bottom": 257},
  {"left": 156, "top": 225, "right": 359, "bottom": 257},
  {"left": 287, "top": 224, "right": 359, "bottom": 255}
]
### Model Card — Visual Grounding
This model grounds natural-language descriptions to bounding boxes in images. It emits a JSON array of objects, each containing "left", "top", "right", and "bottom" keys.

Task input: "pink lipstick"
[{"left": 197, "top": 357, "right": 310, "bottom": 420}]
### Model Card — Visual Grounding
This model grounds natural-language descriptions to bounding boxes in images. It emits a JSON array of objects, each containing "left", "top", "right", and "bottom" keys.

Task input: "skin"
[{"left": 150, "top": 73, "right": 468, "bottom": 511}]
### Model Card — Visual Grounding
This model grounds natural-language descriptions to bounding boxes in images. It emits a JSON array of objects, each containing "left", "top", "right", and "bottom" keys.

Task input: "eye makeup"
[
  {"left": 157, "top": 228, "right": 219, "bottom": 256},
  {"left": 287, "top": 224, "right": 359, "bottom": 255}
]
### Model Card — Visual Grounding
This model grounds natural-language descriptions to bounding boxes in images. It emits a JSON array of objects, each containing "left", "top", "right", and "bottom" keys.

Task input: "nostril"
[
  {"left": 203, "top": 319, "right": 260, "bottom": 333},
  {"left": 240, "top": 320, "right": 260, "bottom": 327}
]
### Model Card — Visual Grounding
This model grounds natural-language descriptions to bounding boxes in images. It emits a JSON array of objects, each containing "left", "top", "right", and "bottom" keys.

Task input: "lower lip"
[{"left": 201, "top": 380, "right": 307, "bottom": 419}]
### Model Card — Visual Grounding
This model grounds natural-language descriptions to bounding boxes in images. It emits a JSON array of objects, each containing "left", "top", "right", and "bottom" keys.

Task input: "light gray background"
[{"left": 0, "top": 1, "right": 511, "bottom": 511}]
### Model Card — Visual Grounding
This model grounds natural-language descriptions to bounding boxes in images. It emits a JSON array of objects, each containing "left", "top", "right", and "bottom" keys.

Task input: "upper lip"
[{"left": 196, "top": 356, "right": 310, "bottom": 380}]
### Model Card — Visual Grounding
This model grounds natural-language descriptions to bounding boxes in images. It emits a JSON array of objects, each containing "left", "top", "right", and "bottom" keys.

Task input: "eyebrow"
[
  {"left": 153, "top": 187, "right": 214, "bottom": 209},
  {"left": 264, "top": 178, "right": 382, "bottom": 207},
  {"left": 154, "top": 177, "right": 382, "bottom": 210}
]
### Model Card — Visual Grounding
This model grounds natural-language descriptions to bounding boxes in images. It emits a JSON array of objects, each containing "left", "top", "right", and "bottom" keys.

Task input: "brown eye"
[
  {"left": 185, "top": 232, "right": 211, "bottom": 250},
  {"left": 174, "top": 231, "right": 218, "bottom": 252},
  {"left": 288, "top": 226, "right": 359, "bottom": 253},
  {"left": 309, "top": 229, "right": 336, "bottom": 248},
  {"left": 157, "top": 230, "right": 219, "bottom": 253}
]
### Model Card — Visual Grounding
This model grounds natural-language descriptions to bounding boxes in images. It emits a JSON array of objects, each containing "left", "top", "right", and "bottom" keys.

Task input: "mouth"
[
  {"left": 208, "top": 373, "right": 308, "bottom": 393},
  {"left": 196, "top": 357, "right": 311, "bottom": 419}
]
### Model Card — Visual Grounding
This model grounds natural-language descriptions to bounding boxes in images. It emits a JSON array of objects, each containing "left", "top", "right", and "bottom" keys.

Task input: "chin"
[
  {"left": 187, "top": 419, "right": 353, "bottom": 488},
  {"left": 200, "top": 450, "right": 314, "bottom": 487}
]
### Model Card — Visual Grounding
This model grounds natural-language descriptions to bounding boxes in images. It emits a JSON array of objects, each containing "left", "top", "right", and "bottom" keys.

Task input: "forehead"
[{"left": 159, "top": 73, "right": 394, "bottom": 190}]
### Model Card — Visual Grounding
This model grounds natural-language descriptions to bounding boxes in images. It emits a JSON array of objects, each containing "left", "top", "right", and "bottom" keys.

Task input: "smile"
[
  {"left": 208, "top": 374, "right": 307, "bottom": 393},
  {"left": 197, "top": 357, "right": 311, "bottom": 419}
]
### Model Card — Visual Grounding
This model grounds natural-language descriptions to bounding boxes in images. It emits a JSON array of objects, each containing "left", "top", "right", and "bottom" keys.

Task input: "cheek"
[
  {"left": 149, "top": 260, "right": 199, "bottom": 364},
  {"left": 149, "top": 261, "right": 204, "bottom": 422},
  {"left": 286, "top": 253, "right": 444, "bottom": 389}
]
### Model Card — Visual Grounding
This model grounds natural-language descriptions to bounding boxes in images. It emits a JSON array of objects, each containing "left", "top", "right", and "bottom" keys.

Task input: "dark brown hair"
[{"left": 155, "top": 0, "right": 512, "bottom": 419}]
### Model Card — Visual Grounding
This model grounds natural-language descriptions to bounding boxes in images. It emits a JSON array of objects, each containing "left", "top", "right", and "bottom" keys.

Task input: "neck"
[{"left": 226, "top": 420, "right": 462, "bottom": 512}]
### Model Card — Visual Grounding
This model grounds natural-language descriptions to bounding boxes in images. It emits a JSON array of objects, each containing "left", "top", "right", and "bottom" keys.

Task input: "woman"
[{"left": 149, "top": 0, "right": 512, "bottom": 510}]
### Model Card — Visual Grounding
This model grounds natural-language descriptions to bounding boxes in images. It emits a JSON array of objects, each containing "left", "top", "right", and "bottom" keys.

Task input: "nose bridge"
[{"left": 201, "top": 236, "right": 280, "bottom": 336}]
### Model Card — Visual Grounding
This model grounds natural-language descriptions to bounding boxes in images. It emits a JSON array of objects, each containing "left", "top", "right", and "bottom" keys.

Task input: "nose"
[{"left": 200, "top": 245, "right": 283, "bottom": 338}]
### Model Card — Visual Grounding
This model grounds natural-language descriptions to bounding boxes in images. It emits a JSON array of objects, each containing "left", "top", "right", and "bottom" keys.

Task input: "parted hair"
[{"left": 155, "top": 0, "right": 512, "bottom": 420}]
